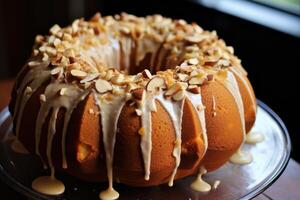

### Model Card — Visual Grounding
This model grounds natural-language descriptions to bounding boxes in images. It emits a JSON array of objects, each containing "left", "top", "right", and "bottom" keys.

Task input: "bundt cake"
[{"left": 9, "top": 13, "right": 257, "bottom": 199}]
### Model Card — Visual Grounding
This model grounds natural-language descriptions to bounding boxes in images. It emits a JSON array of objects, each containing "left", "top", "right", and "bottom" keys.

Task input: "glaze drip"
[
  {"left": 217, "top": 72, "right": 253, "bottom": 164},
  {"left": 94, "top": 92, "right": 125, "bottom": 199},
  {"left": 139, "top": 92, "right": 156, "bottom": 180},
  {"left": 156, "top": 93, "right": 185, "bottom": 187},
  {"left": 190, "top": 167, "right": 211, "bottom": 192}
]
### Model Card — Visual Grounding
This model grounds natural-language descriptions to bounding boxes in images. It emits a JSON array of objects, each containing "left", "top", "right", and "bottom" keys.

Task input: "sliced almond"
[
  {"left": 64, "top": 48, "right": 75, "bottom": 58},
  {"left": 71, "top": 69, "right": 87, "bottom": 79},
  {"left": 187, "top": 58, "right": 199, "bottom": 65},
  {"left": 185, "top": 35, "right": 205, "bottom": 43},
  {"left": 172, "top": 90, "right": 186, "bottom": 101},
  {"left": 111, "top": 74, "right": 125, "bottom": 85},
  {"left": 95, "top": 79, "right": 112, "bottom": 94},
  {"left": 50, "top": 24, "right": 61, "bottom": 35},
  {"left": 51, "top": 67, "right": 64, "bottom": 79},
  {"left": 141, "top": 69, "right": 152, "bottom": 79},
  {"left": 146, "top": 76, "right": 166, "bottom": 93},
  {"left": 189, "top": 76, "right": 206, "bottom": 85},
  {"left": 177, "top": 73, "right": 188, "bottom": 81},
  {"left": 165, "top": 83, "right": 182, "bottom": 97},
  {"left": 80, "top": 73, "right": 99, "bottom": 83},
  {"left": 187, "top": 85, "right": 201, "bottom": 94},
  {"left": 131, "top": 88, "right": 145, "bottom": 101}
]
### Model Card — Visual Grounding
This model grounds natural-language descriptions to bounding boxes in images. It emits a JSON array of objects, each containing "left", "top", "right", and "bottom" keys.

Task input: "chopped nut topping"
[
  {"left": 172, "top": 90, "right": 186, "bottom": 101},
  {"left": 141, "top": 69, "right": 152, "bottom": 79},
  {"left": 187, "top": 85, "right": 200, "bottom": 94},
  {"left": 80, "top": 73, "right": 99, "bottom": 83},
  {"left": 50, "top": 67, "right": 64, "bottom": 79},
  {"left": 50, "top": 24, "right": 61, "bottom": 35},
  {"left": 187, "top": 58, "right": 198, "bottom": 65},
  {"left": 70, "top": 69, "right": 87, "bottom": 79},
  {"left": 146, "top": 76, "right": 166, "bottom": 93},
  {"left": 138, "top": 127, "right": 145, "bottom": 136},
  {"left": 95, "top": 79, "right": 113, "bottom": 94}
]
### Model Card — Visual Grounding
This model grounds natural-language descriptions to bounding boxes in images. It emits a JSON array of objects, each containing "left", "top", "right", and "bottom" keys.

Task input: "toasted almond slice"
[
  {"left": 187, "top": 85, "right": 201, "bottom": 94},
  {"left": 142, "top": 69, "right": 152, "bottom": 79},
  {"left": 172, "top": 90, "right": 186, "bottom": 101},
  {"left": 50, "top": 24, "right": 61, "bottom": 35},
  {"left": 71, "top": 69, "right": 87, "bottom": 79},
  {"left": 50, "top": 67, "right": 64, "bottom": 79},
  {"left": 165, "top": 83, "right": 181, "bottom": 97},
  {"left": 177, "top": 73, "right": 189, "bottom": 81},
  {"left": 187, "top": 58, "right": 199, "bottom": 65},
  {"left": 111, "top": 74, "right": 125, "bottom": 85},
  {"left": 189, "top": 76, "right": 206, "bottom": 85},
  {"left": 146, "top": 76, "right": 166, "bottom": 93},
  {"left": 80, "top": 73, "right": 99, "bottom": 83},
  {"left": 95, "top": 79, "right": 113, "bottom": 94},
  {"left": 185, "top": 35, "right": 205, "bottom": 43}
]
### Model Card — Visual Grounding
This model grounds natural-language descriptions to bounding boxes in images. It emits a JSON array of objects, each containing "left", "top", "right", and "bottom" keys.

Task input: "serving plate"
[{"left": 0, "top": 100, "right": 291, "bottom": 200}]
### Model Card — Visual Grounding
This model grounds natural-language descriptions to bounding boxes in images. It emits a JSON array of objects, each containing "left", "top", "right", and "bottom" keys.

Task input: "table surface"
[{"left": 0, "top": 79, "right": 299, "bottom": 200}]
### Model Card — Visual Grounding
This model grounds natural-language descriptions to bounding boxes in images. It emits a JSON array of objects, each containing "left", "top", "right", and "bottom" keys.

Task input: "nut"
[
  {"left": 146, "top": 76, "right": 166, "bottom": 93},
  {"left": 172, "top": 90, "right": 186, "bottom": 101},
  {"left": 187, "top": 85, "right": 201, "bottom": 94},
  {"left": 131, "top": 88, "right": 145, "bottom": 100},
  {"left": 141, "top": 69, "right": 152, "bottom": 79},
  {"left": 64, "top": 48, "right": 76, "bottom": 58},
  {"left": 50, "top": 24, "right": 61, "bottom": 35},
  {"left": 71, "top": 69, "right": 87, "bottom": 79},
  {"left": 50, "top": 67, "right": 64, "bottom": 79},
  {"left": 111, "top": 74, "right": 125, "bottom": 85},
  {"left": 189, "top": 76, "right": 206, "bottom": 85},
  {"left": 165, "top": 83, "right": 182, "bottom": 97},
  {"left": 185, "top": 35, "right": 205, "bottom": 43},
  {"left": 187, "top": 58, "right": 199, "bottom": 65},
  {"left": 80, "top": 73, "right": 99, "bottom": 83},
  {"left": 95, "top": 79, "right": 113, "bottom": 94},
  {"left": 177, "top": 73, "right": 188, "bottom": 81}
]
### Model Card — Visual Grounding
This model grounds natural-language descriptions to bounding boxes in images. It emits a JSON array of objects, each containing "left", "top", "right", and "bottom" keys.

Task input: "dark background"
[{"left": 0, "top": 0, "right": 299, "bottom": 162}]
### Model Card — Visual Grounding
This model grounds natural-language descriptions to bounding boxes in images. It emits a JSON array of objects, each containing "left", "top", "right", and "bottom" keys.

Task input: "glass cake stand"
[{"left": 0, "top": 100, "right": 291, "bottom": 200}]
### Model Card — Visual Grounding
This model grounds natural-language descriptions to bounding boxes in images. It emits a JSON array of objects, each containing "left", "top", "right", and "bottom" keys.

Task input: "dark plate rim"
[{"left": 0, "top": 100, "right": 292, "bottom": 200}]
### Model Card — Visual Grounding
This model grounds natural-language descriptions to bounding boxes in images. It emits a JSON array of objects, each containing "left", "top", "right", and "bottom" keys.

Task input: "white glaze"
[
  {"left": 190, "top": 167, "right": 211, "bottom": 192},
  {"left": 156, "top": 93, "right": 185, "bottom": 187},
  {"left": 32, "top": 176, "right": 65, "bottom": 195},
  {"left": 230, "top": 67, "right": 257, "bottom": 115},
  {"left": 246, "top": 131, "right": 265, "bottom": 144},
  {"left": 139, "top": 92, "right": 156, "bottom": 180},
  {"left": 35, "top": 83, "right": 87, "bottom": 171},
  {"left": 217, "top": 71, "right": 253, "bottom": 164},
  {"left": 185, "top": 92, "right": 208, "bottom": 153},
  {"left": 94, "top": 92, "right": 125, "bottom": 199}
]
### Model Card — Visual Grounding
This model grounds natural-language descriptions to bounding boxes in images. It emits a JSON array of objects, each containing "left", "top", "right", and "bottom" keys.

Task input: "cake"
[{"left": 9, "top": 13, "right": 257, "bottom": 199}]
